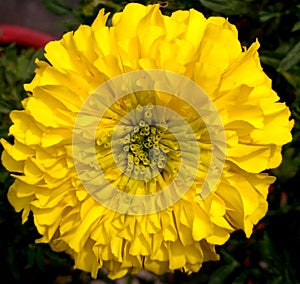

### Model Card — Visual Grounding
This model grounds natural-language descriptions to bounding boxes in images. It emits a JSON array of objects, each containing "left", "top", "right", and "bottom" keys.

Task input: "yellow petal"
[
  {"left": 91, "top": 8, "right": 110, "bottom": 30},
  {"left": 221, "top": 41, "right": 265, "bottom": 90},
  {"left": 1, "top": 149, "right": 24, "bottom": 173},
  {"left": 7, "top": 183, "right": 32, "bottom": 213}
]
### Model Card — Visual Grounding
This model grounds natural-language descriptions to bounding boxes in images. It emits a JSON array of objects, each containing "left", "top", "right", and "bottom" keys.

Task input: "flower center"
[
  {"left": 128, "top": 125, "right": 164, "bottom": 167},
  {"left": 115, "top": 109, "right": 170, "bottom": 181},
  {"left": 94, "top": 90, "right": 206, "bottom": 193}
]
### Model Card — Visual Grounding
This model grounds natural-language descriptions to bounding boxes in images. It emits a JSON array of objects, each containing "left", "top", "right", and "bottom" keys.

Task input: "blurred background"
[
  {"left": 0, "top": 0, "right": 300, "bottom": 283},
  {"left": 0, "top": 0, "right": 78, "bottom": 36}
]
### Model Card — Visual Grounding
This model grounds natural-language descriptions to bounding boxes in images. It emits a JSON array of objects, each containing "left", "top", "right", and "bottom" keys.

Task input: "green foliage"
[
  {"left": 0, "top": 45, "right": 73, "bottom": 283},
  {"left": 0, "top": 45, "right": 40, "bottom": 136},
  {"left": 278, "top": 42, "right": 300, "bottom": 72},
  {"left": 1, "top": 0, "right": 300, "bottom": 283},
  {"left": 199, "top": 0, "right": 254, "bottom": 16},
  {"left": 42, "top": 0, "right": 73, "bottom": 16},
  {"left": 208, "top": 251, "right": 240, "bottom": 284}
]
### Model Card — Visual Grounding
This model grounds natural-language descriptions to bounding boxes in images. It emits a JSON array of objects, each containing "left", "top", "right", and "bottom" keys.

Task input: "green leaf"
[
  {"left": 27, "top": 245, "right": 36, "bottom": 268},
  {"left": 0, "top": 101, "right": 13, "bottom": 114},
  {"left": 281, "top": 70, "right": 300, "bottom": 89},
  {"left": 278, "top": 41, "right": 300, "bottom": 71},
  {"left": 260, "top": 54, "right": 281, "bottom": 68},
  {"left": 7, "top": 246, "right": 21, "bottom": 279},
  {"left": 42, "top": 0, "right": 72, "bottom": 16},
  {"left": 36, "top": 245, "right": 46, "bottom": 271},
  {"left": 209, "top": 250, "right": 240, "bottom": 283},
  {"left": 259, "top": 232, "right": 277, "bottom": 262},
  {"left": 199, "top": 0, "right": 252, "bottom": 15},
  {"left": 292, "top": 21, "right": 300, "bottom": 32},
  {"left": 259, "top": 11, "right": 280, "bottom": 22},
  {"left": 272, "top": 148, "right": 300, "bottom": 181}
]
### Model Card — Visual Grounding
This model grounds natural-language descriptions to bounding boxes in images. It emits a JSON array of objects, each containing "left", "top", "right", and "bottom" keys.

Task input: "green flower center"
[{"left": 128, "top": 125, "right": 165, "bottom": 166}]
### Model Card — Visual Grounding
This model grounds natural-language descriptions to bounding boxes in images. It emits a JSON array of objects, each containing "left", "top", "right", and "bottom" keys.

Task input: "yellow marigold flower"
[{"left": 1, "top": 3, "right": 293, "bottom": 279}]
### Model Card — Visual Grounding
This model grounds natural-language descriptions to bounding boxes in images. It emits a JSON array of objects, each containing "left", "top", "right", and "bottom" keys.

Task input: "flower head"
[{"left": 1, "top": 3, "right": 293, "bottom": 279}]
